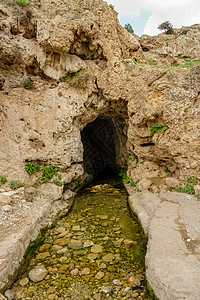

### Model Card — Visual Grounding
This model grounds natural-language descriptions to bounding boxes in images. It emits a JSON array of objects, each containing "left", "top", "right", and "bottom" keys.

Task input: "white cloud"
[{"left": 109, "top": 0, "right": 200, "bottom": 35}]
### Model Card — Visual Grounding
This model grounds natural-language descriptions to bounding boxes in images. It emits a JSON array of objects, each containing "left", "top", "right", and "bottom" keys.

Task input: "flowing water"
[{"left": 12, "top": 178, "right": 151, "bottom": 299}]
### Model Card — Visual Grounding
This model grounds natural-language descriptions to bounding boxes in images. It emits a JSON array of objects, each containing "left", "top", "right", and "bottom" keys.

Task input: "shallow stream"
[{"left": 12, "top": 178, "right": 151, "bottom": 299}]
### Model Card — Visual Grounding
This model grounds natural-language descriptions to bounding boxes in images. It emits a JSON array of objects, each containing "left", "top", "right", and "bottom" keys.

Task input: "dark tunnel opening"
[{"left": 81, "top": 117, "right": 119, "bottom": 179}]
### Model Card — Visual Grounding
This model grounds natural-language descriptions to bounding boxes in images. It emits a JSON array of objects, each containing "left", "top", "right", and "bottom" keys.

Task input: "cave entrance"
[{"left": 81, "top": 116, "right": 124, "bottom": 178}]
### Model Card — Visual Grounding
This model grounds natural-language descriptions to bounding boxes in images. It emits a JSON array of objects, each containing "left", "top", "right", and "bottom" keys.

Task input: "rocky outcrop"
[{"left": 0, "top": 0, "right": 200, "bottom": 297}]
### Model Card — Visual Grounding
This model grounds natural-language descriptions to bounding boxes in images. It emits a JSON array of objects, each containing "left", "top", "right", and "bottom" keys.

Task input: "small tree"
[
  {"left": 158, "top": 21, "right": 174, "bottom": 34},
  {"left": 124, "top": 23, "right": 134, "bottom": 34}
]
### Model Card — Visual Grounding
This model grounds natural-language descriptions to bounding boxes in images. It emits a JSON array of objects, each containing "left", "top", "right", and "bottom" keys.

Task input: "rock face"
[{"left": 0, "top": 0, "right": 200, "bottom": 297}]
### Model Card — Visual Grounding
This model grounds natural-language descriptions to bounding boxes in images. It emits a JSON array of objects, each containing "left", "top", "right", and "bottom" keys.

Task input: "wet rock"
[
  {"left": 39, "top": 244, "right": 51, "bottom": 252},
  {"left": 102, "top": 253, "right": 115, "bottom": 262},
  {"left": 51, "top": 245, "right": 63, "bottom": 251},
  {"left": 36, "top": 252, "right": 50, "bottom": 260},
  {"left": 95, "top": 271, "right": 104, "bottom": 280},
  {"left": 47, "top": 267, "right": 58, "bottom": 274},
  {"left": 19, "top": 277, "right": 29, "bottom": 286},
  {"left": 68, "top": 239, "right": 83, "bottom": 250},
  {"left": 71, "top": 268, "right": 79, "bottom": 276},
  {"left": 73, "top": 249, "right": 88, "bottom": 256},
  {"left": 53, "top": 238, "right": 70, "bottom": 246},
  {"left": 123, "top": 239, "right": 137, "bottom": 247},
  {"left": 57, "top": 247, "right": 71, "bottom": 256},
  {"left": 96, "top": 215, "right": 108, "bottom": 220},
  {"left": 113, "top": 239, "right": 123, "bottom": 247},
  {"left": 99, "top": 263, "right": 107, "bottom": 269},
  {"left": 4, "top": 290, "right": 15, "bottom": 300},
  {"left": 87, "top": 253, "right": 98, "bottom": 260},
  {"left": 81, "top": 267, "right": 90, "bottom": 275},
  {"left": 113, "top": 279, "right": 122, "bottom": 286},
  {"left": 83, "top": 240, "right": 94, "bottom": 248},
  {"left": 56, "top": 227, "right": 66, "bottom": 233},
  {"left": 128, "top": 276, "right": 141, "bottom": 287},
  {"left": 47, "top": 286, "right": 56, "bottom": 294},
  {"left": 29, "top": 265, "right": 48, "bottom": 282},
  {"left": 48, "top": 294, "right": 56, "bottom": 300},
  {"left": 91, "top": 245, "right": 103, "bottom": 253},
  {"left": 72, "top": 225, "right": 81, "bottom": 231},
  {"left": 59, "top": 256, "right": 67, "bottom": 263}
]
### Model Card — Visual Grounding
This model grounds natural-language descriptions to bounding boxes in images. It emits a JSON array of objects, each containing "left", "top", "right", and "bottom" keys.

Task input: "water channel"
[{"left": 11, "top": 178, "right": 151, "bottom": 299}]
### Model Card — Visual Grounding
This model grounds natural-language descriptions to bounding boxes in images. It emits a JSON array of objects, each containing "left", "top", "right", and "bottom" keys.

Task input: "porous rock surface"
[
  {"left": 0, "top": 0, "right": 200, "bottom": 298},
  {"left": 126, "top": 184, "right": 200, "bottom": 300}
]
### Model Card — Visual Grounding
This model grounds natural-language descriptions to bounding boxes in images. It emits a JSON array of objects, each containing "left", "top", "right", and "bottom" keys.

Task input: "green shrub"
[
  {"left": 53, "top": 180, "right": 63, "bottom": 187},
  {"left": 165, "top": 167, "right": 170, "bottom": 173},
  {"left": 187, "top": 177, "right": 198, "bottom": 185},
  {"left": 0, "top": 175, "right": 7, "bottom": 185},
  {"left": 180, "top": 29, "right": 190, "bottom": 35},
  {"left": 10, "top": 180, "right": 23, "bottom": 190},
  {"left": 75, "top": 7, "right": 80, "bottom": 13},
  {"left": 25, "top": 163, "right": 36, "bottom": 175},
  {"left": 170, "top": 184, "right": 195, "bottom": 195},
  {"left": 42, "top": 165, "right": 56, "bottom": 181},
  {"left": 21, "top": 78, "right": 32, "bottom": 89},
  {"left": 14, "top": 0, "right": 30, "bottom": 6},
  {"left": 124, "top": 23, "right": 134, "bottom": 34},
  {"left": 60, "top": 70, "right": 89, "bottom": 88},
  {"left": 150, "top": 124, "right": 168, "bottom": 136}
]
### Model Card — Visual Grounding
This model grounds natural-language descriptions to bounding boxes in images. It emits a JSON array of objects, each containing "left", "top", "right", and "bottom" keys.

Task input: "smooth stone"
[
  {"left": 123, "top": 239, "right": 137, "bottom": 246},
  {"left": 47, "top": 267, "right": 58, "bottom": 274},
  {"left": 29, "top": 265, "right": 48, "bottom": 282},
  {"left": 68, "top": 239, "right": 83, "bottom": 250},
  {"left": 51, "top": 245, "right": 63, "bottom": 251},
  {"left": 81, "top": 267, "right": 90, "bottom": 275},
  {"left": 113, "top": 238, "right": 123, "bottom": 248},
  {"left": 56, "top": 227, "right": 66, "bottom": 233},
  {"left": 91, "top": 245, "right": 103, "bottom": 253},
  {"left": 72, "top": 225, "right": 81, "bottom": 231},
  {"left": 128, "top": 276, "right": 141, "bottom": 287},
  {"left": 73, "top": 249, "right": 88, "bottom": 256},
  {"left": 39, "top": 244, "right": 52, "bottom": 252},
  {"left": 87, "top": 253, "right": 98, "bottom": 260},
  {"left": 19, "top": 277, "right": 29, "bottom": 286},
  {"left": 99, "top": 263, "right": 107, "bottom": 269},
  {"left": 57, "top": 248, "right": 71, "bottom": 256},
  {"left": 59, "top": 256, "right": 67, "bottom": 263},
  {"left": 47, "top": 286, "right": 56, "bottom": 294},
  {"left": 36, "top": 252, "right": 50, "bottom": 260},
  {"left": 53, "top": 238, "right": 70, "bottom": 246},
  {"left": 113, "top": 279, "right": 122, "bottom": 286},
  {"left": 102, "top": 253, "right": 115, "bottom": 262},
  {"left": 94, "top": 233, "right": 105, "bottom": 238},
  {"left": 95, "top": 271, "right": 104, "bottom": 280},
  {"left": 71, "top": 268, "right": 79, "bottom": 276},
  {"left": 83, "top": 240, "right": 94, "bottom": 248}
]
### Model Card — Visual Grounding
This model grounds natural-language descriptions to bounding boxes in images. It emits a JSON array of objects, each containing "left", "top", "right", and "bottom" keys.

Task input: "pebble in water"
[{"left": 11, "top": 179, "right": 149, "bottom": 299}]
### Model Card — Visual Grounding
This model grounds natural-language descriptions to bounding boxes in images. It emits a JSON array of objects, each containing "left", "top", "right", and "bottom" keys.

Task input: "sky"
[{"left": 109, "top": 0, "right": 200, "bottom": 36}]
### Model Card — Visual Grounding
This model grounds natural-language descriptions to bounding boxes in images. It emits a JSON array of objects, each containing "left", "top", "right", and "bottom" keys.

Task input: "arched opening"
[{"left": 81, "top": 116, "right": 125, "bottom": 178}]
